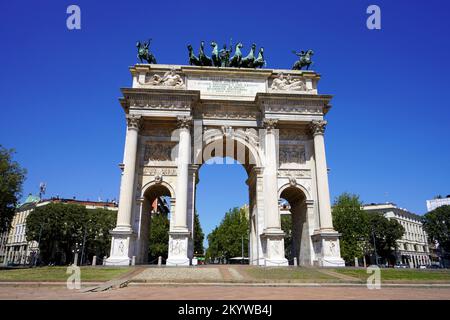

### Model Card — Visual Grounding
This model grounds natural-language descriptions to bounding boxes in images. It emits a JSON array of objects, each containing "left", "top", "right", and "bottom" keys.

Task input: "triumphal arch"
[{"left": 105, "top": 64, "right": 345, "bottom": 267}]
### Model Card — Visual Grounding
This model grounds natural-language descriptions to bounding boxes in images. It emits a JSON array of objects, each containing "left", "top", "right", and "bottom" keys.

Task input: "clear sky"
[{"left": 1, "top": 1, "right": 449, "bottom": 245}]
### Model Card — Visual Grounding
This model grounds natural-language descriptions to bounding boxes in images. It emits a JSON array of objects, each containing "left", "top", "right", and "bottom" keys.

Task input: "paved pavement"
[{"left": 0, "top": 284, "right": 449, "bottom": 300}]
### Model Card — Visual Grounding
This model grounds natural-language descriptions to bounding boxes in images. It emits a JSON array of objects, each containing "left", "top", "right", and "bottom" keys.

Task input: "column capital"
[
  {"left": 126, "top": 114, "right": 142, "bottom": 130},
  {"left": 263, "top": 118, "right": 278, "bottom": 131},
  {"left": 309, "top": 120, "right": 327, "bottom": 136},
  {"left": 177, "top": 115, "right": 193, "bottom": 129}
]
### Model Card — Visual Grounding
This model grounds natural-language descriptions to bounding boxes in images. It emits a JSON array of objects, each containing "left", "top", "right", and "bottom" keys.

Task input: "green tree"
[
  {"left": 193, "top": 211, "right": 204, "bottom": 255},
  {"left": 281, "top": 214, "right": 292, "bottom": 260},
  {"left": 26, "top": 203, "right": 116, "bottom": 265},
  {"left": 423, "top": 205, "right": 450, "bottom": 252},
  {"left": 84, "top": 208, "right": 117, "bottom": 263},
  {"left": 0, "top": 146, "right": 27, "bottom": 232},
  {"left": 332, "top": 193, "right": 370, "bottom": 264},
  {"left": 148, "top": 213, "right": 170, "bottom": 262},
  {"left": 206, "top": 207, "right": 249, "bottom": 262},
  {"left": 368, "top": 212, "right": 404, "bottom": 264}
]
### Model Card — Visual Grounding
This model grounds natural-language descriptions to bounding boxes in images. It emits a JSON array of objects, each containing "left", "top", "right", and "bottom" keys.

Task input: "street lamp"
[{"left": 371, "top": 227, "right": 379, "bottom": 266}]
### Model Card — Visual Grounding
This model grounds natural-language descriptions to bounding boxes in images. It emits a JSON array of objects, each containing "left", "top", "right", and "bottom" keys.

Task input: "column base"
[
  {"left": 105, "top": 227, "right": 133, "bottom": 266},
  {"left": 166, "top": 230, "right": 191, "bottom": 267},
  {"left": 261, "top": 228, "right": 288, "bottom": 267},
  {"left": 312, "top": 230, "right": 346, "bottom": 267}
]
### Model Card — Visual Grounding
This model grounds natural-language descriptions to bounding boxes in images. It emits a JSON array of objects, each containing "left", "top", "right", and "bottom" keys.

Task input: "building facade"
[
  {"left": 3, "top": 196, "right": 118, "bottom": 266},
  {"left": 426, "top": 196, "right": 450, "bottom": 212},
  {"left": 363, "top": 203, "right": 430, "bottom": 267}
]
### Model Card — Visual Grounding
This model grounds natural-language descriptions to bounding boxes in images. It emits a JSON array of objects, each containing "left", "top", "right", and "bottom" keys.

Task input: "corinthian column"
[
  {"left": 310, "top": 120, "right": 333, "bottom": 230},
  {"left": 263, "top": 118, "right": 281, "bottom": 230},
  {"left": 167, "top": 116, "right": 192, "bottom": 266},
  {"left": 116, "top": 114, "right": 142, "bottom": 229},
  {"left": 261, "top": 118, "right": 288, "bottom": 266},
  {"left": 173, "top": 116, "right": 192, "bottom": 231},
  {"left": 106, "top": 114, "right": 142, "bottom": 266}
]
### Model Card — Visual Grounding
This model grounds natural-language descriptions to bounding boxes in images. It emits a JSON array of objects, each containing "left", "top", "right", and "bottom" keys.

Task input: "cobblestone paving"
[
  {"left": 1, "top": 285, "right": 450, "bottom": 300},
  {"left": 132, "top": 267, "right": 223, "bottom": 282}
]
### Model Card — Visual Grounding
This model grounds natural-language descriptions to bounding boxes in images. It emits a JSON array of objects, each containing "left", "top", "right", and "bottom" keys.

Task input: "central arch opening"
[
  {"left": 140, "top": 183, "right": 173, "bottom": 264},
  {"left": 193, "top": 135, "right": 261, "bottom": 265},
  {"left": 279, "top": 186, "right": 310, "bottom": 265}
]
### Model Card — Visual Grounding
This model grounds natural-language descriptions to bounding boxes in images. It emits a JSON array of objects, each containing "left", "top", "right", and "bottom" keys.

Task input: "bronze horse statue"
[
  {"left": 136, "top": 39, "right": 157, "bottom": 64},
  {"left": 292, "top": 50, "right": 314, "bottom": 70}
]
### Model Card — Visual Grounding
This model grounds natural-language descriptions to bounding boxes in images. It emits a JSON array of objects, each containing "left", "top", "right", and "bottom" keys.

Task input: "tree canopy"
[
  {"left": 193, "top": 211, "right": 204, "bottom": 255},
  {"left": 26, "top": 203, "right": 116, "bottom": 265},
  {"left": 0, "top": 146, "right": 27, "bottom": 232},
  {"left": 332, "top": 192, "right": 405, "bottom": 265},
  {"left": 332, "top": 193, "right": 370, "bottom": 263},
  {"left": 368, "top": 212, "right": 404, "bottom": 264},
  {"left": 423, "top": 205, "right": 450, "bottom": 252},
  {"left": 148, "top": 212, "right": 170, "bottom": 262},
  {"left": 206, "top": 207, "right": 249, "bottom": 262}
]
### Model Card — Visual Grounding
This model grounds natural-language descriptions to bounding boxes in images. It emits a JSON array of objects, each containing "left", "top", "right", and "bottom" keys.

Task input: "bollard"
[
  {"left": 103, "top": 256, "right": 107, "bottom": 266},
  {"left": 354, "top": 257, "right": 359, "bottom": 267},
  {"left": 92, "top": 256, "right": 97, "bottom": 266},
  {"left": 158, "top": 256, "right": 162, "bottom": 266},
  {"left": 131, "top": 256, "right": 136, "bottom": 266},
  {"left": 73, "top": 253, "right": 79, "bottom": 266},
  {"left": 293, "top": 257, "right": 298, "bottom": 267}
]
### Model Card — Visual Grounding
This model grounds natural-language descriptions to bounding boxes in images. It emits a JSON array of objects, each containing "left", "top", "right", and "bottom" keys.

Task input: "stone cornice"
[{"left": 120, "top": 88, "right": 200, "bottom": 112}]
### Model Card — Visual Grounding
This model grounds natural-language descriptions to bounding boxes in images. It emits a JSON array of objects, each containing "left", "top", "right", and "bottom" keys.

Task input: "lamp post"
[{"left": 372, "top": 227, "right": 379, "bottom": 266}]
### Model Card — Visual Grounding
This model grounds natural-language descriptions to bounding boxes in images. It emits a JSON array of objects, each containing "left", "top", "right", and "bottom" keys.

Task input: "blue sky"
[{"left": 1, "top": 1, "right": 449, "bottom": 244}]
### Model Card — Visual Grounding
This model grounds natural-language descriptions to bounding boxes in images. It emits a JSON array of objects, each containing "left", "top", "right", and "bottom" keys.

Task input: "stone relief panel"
[
  {"left": 138, "top": 69, "right": 185, "bottom": 88},
  {"left": 279, "top": 144, "right": 306, "bottom": 165},
  {"left": 143, "top": 142, "right": 177, "bottom": 164},
  {"left": 196, "top": 104, "right": 260, "bottom": 120},
  {"left": 128, "top": 94, "right": 192, "bottom": 111},
  {"left": 279, "top": 129, "right": 309, "bottom": 142},
  {"left": 278, "top": 169, "right": 311, "bottom": 179},
  {"left": 261, "top": 99, "right": 324, "bottom": 115},
  {"left": 269, "top": 73, "right": 312, "bottom": 93},
  {"left": 324, "top": 240, "right": 338, "bottom": 257},
  {"left": 143, "top": 127, "right": 176, "bottom": 139},
  {"left": 142, "top": 167, "right": 178, "bottom": 176}
]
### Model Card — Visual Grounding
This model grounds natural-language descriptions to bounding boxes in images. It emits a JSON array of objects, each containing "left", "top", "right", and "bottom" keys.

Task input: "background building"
[
  {"left": 363, "top": 203, "right": 430, "bottom": 268},
  {"left": 426, "top": 195, "right": 450, "bottom": 212},
  {"left": 3, "top": 195, "right": 118, "bottom": 266}
]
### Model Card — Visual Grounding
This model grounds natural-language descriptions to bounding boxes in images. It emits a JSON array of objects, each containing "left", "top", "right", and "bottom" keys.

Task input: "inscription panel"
[{"left": 187, "top": 76, "right": 266, "bottom": 100}]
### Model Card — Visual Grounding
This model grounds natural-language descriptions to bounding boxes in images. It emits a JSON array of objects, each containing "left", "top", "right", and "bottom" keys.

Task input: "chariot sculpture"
[{"left": 187, "top": 40, "right": 266, "bottom": 69}]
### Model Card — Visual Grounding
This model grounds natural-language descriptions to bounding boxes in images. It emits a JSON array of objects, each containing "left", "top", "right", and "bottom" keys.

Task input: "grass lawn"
[
  {"left": 244, "top": 267, "right": 339, "bottom": 282},
  {"left": 332, "top": 268, "right": 450, "bottom": 282},
  {"left": 0, "top": 266, "right": 132, "bottom": 282}
]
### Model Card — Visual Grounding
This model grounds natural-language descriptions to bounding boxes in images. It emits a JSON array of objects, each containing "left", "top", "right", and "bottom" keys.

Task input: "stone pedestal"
[
  {"left": 312, "top": 231, "right": 345, "bottom": 267},
  {"left": 262, "top": 229, "right": 288, "bottom": 266},
  {"left": 105, "top": 228, "right": 133, "bottom": 266},
  {"left": 166, "top": 231, "right": 190, "bottom": 266}
]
